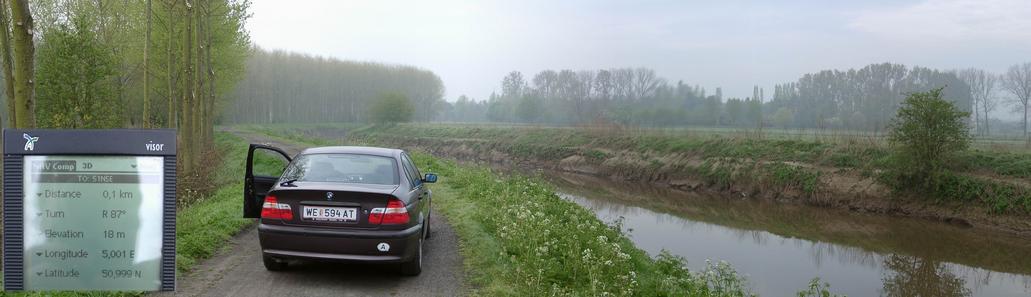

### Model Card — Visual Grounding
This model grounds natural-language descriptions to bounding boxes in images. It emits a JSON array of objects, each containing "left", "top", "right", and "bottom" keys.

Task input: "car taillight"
[
  {"left": 260, "top": 195, "right": 293, "bottom": 220},
  {"left": 369, "top": 197, "right": 409, "bottom": 225}
]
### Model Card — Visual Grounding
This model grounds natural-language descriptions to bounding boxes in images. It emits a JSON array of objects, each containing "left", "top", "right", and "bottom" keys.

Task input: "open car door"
[{"left": 244, "top": 144, "right": 292, "bottom": 218}]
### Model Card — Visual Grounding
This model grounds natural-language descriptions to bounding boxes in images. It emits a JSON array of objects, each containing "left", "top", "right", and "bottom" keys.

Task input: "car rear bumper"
[{"left": 258, "top": 223, "right": 422, "bottom": 263}]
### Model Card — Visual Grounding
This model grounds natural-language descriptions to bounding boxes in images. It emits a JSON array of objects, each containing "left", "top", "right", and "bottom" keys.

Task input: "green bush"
[
  {"left": 369, "top": 92, "right": 415, "bottom": 124},
  {"left": 887, "top": 88, "right": 971, "bottom": 189}
]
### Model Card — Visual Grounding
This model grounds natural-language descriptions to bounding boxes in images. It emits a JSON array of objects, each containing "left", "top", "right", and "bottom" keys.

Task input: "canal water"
[{"left": 545, "top": 171, "right": 1031, "bottom": 297}]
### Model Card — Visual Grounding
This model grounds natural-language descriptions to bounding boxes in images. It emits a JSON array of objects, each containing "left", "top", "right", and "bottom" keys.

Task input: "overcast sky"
[{"left": 247, "top": 0, "right": 1031, "bottom": 103}]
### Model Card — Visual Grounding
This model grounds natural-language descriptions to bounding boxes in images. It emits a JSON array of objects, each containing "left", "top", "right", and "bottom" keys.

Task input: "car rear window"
[{"left": 280, "top": 153, "right": 399, "bottom": 185}]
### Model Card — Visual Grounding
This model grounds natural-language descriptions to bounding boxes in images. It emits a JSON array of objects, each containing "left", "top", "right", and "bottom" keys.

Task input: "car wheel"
[
  {"left": 263, "top": 254, "right": 287, "bottom": 271},
  {"left": 400, "top": 237, "right": 423, "bottom": 276},
  {"left": 424, "top": 212, "right": 432, "bottom": 239}
]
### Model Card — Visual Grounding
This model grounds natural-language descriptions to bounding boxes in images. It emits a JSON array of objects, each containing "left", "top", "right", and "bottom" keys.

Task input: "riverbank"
[
  {"left": 247, "top": 123, "right": 1031, "bottom": 237},
  {"left": 548, "top": 170, "right": 1031, "bottom": 296}
]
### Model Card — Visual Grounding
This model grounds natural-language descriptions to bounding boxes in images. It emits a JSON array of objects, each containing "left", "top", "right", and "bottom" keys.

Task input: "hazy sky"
[{"left": 248, "top": 0, "right": 1031, "bottom": 102}]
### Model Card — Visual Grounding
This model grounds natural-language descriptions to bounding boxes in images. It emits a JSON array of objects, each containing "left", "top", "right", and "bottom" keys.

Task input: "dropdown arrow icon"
[
  {"left": 36, "top": 272, "right": 42, "bottom": 276},
  {"left": 131, "top": 164, "right": 137, "bottom": 168},
  {"left": 36, "top": 212, "right": 42, "bottom": 217},
  {"left": 35, "top": 252, "right": 41, "bottom": 256},
  {"left": 36, "top": 193, "right": 41, "bottom": 197}
]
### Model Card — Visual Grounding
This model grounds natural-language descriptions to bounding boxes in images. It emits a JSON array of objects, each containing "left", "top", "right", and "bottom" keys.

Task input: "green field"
[
  {"left": 331, "top": 123, "right": 1031, "bottom": 213},
  {"left": 245, "top": 122, "right": 1031, "bottom": 220}
]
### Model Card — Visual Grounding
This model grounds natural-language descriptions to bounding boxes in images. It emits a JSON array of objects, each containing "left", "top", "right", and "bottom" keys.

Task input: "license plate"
[{"left": 302, "top": 206, "right": 358, "bottom": 222}]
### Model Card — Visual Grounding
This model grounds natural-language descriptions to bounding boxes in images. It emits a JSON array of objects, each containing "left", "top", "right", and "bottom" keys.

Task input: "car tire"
[
  {"left": 400, "top": 237, "right": 423, "bottom": 276},
  {"left": 263, "top": 254, "right": 287, "bottom": 271}
]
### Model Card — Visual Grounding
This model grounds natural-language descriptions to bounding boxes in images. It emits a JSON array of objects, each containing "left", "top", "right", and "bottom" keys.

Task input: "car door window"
[
  {"left": 409, "top": 157, "right": 422, "bottom": 180},
  {"left": 252, "top": 148, "right": 291, "bottom": 177},
  {"left": 400, "top": 161, "right": 415, "bottom": 187},
  {"left": 401, "top": 154, "right": 421, "bottom": 187}
]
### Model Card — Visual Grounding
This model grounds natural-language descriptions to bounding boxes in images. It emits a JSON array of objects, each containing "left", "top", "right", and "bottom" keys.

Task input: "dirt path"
[{"left": 155, "top": 129, "right": 466, "bottom": 297}]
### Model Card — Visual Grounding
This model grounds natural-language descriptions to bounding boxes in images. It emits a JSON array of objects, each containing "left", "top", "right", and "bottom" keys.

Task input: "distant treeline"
[
  {"left": 438, "top": 63, "right": 974, "bottom": 131},
  {"left": 223, "top": 47, "right": 444, "bottom": 124},
  {"left": 768, "top": 64, "right": 972, "bottom": 131}
]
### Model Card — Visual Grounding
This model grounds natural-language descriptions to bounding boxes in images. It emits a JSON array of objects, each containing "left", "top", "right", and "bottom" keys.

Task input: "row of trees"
[
  {"left": 959, "top": 63, "right": 1031, "bottom": 141},
  {"left": 223, "top": 47, "right": 445, "bottom": 124},
  {"left": 767, "top": 63, "right": 972, "bottom": 131},
  {"left": 441, "top": 64, "right": 970, "bottom": 131},
  {"left": 437, "top": 62, "right": 1031, "bottom": 143},
  {"left": 438, "top": 68, "right": 756, "bottom": 127},
  {"left": 0, "top": 0, "right": 252, "bottom": 176}
]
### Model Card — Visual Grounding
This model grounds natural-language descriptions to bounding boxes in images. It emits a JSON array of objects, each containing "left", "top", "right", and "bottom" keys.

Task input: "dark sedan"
[{"left": 243, "top": 145, "right": 437, "bottom": 276}]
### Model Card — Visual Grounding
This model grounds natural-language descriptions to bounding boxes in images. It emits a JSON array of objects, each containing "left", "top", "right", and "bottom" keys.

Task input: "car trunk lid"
[{"left": 271, "top": 182, "right": 398, "bottom": 229}]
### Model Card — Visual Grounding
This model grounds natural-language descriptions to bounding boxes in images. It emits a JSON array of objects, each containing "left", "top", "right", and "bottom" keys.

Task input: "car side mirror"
[{"left": 422, "top": 173, "right": 438, "bottom": 183}]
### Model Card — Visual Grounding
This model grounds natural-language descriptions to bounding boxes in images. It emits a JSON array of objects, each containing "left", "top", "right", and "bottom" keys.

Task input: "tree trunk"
[
  {"left": 982, "top": 101, "right": 990, "bottom": 136},
  {"left": 9, "top": 0, "right": 33, "bottom": 128},
  {"left": 194, "top": 0, "right": 204, "bottom": 151},
  {"left": 205, "top": 0, "right": 214, "bottom": 145},
  {"left": 143, "top": 0, "right": 152, "bottom": 128},
  {"left": 166, "top": 0, "right": 176, "bottom": 128},
  {"left": 194, "top": 0, "right": 203, "bottom": 150},
  {"left": 194, "top": 0, "right": 203, "bottom": 151},
  {"left": 0, "top": 0, "right": 15, "bottom": 127},
  {"left": 182, "top": 0, "right": 194, "bottom": 172}
]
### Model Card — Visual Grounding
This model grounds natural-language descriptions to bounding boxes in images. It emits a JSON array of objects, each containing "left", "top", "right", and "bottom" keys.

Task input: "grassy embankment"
[
  {"left": 0, "top": 132, "right": 274, "bottom": 297},
  {"left": 324, "top": 124, "right": 1031, "bottom": 216},
  {"left": 245, "top": 125, "right": 843, "bottom": 296}
]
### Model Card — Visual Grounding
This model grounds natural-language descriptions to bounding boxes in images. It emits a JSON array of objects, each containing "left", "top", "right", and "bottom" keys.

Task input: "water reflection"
[
  {"left": 881, "top": 255, "right": 970, "bottom": 297},
  {"left": 544, "top": 171, "right": 1031, "bottom": 297}
]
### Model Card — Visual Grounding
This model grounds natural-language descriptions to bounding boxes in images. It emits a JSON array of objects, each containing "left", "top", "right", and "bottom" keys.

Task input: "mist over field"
[{"left": 234, "top": 0, "right": 1031, "bottom": 138}]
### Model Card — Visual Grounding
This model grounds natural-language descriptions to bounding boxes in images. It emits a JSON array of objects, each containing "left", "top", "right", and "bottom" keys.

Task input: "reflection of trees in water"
[
  {"left": 716, "top": 222, "right": 885, "bottom": 270},
  {"left": 940, "top": 261, "right": 1031, "bottom": 294},
  {"left": 881, "top": 254, "right": 971, "bottom": 297},
  {"left": 806, "top": 240, "right": 881, "bottom": 269}
]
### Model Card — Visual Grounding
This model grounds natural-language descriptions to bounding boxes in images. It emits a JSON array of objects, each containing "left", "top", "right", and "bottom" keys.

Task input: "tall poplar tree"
[
  {"left": 9, "top": 0, "right": 33, "bottom": 128},
  {"left": 143, "top": 0, "right": 152, "bottom": 128},
  {"left": 0, "top": 0, "right": 15, "bottom": 127}
]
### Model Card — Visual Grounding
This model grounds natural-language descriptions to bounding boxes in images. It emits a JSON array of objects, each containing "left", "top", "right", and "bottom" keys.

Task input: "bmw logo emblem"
[{"left": 326, "top": 192, "right": 334, "bottom": 200}]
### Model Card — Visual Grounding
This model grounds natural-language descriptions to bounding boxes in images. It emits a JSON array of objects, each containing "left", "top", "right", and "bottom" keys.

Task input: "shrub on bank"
[{"left": 886, "top": 88, "right": 971, "bottom": 189}]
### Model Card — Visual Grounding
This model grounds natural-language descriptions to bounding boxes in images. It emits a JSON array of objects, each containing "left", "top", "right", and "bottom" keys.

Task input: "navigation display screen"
[{"left": 22, "top": 155, "right": 164, "bottom": 290}]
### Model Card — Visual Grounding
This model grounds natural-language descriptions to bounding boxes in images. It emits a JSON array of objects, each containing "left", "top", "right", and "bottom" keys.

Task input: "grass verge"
[{"left": 175, "top": 132, "right": 255, "bottom": 271}]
